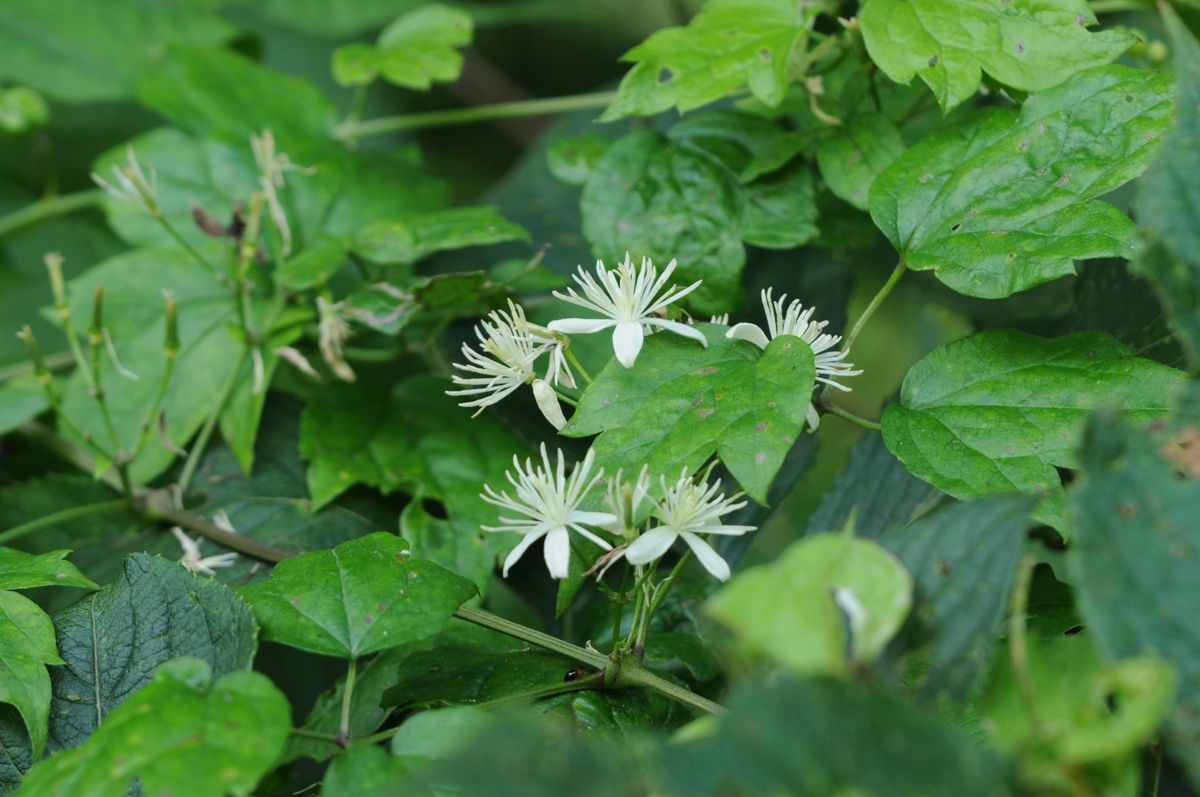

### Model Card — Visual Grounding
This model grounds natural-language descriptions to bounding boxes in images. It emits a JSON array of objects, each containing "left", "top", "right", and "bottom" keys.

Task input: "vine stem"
[
  {"left": 823, "top": 403, "right": 882, "bottom": 431},
  {"left": 338, "top": 658, "right": 357, "bottom": 746},
  {"left": 0, "top": 500, "right": 129, "bottom": 545},
  {"left": 0, "top": 189, "right": 102, "bottom": 240},
  {"left": 0, "top": 350, "right": 73, "bottom": 383},
  {"left": 1009, "top": 554, "right": 1043, "bottom": 733},
  {"left": 176, "top": 348, "right": 248, "bottom": 497},
  {"left": 337, "top": 91, "right": 617, "bottom": 141},
  {"left": 844, "top": 259, "right": 905, "bottom": 354}
]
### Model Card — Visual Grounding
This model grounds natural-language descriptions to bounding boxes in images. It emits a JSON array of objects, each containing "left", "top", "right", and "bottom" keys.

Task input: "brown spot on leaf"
[
  {"left": 1117, "top": 501, "right": 1138, "bottom": 518},
  {"left": 928, "top": 55, "right": 938, "bottom": 68},
  {"left": 696, "top": 408, "right": 714, "bottom": 419},
  {"left": 1160, "top": 426, "right": 1200, "bottom": 478}
]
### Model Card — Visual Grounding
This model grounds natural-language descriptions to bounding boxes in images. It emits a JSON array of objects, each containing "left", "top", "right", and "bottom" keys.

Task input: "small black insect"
[{"left": 564, "top": 668, "right": 582, "bottom": 682}]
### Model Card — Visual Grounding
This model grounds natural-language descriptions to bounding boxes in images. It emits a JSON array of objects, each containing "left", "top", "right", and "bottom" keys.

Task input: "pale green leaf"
[
  {"left": 0, "top": 0, "right": 236, "bottom": 103},
  {"left": 816, "top": 112, "right": 905, "bottom": 211},
  {"left": 238, "top": 533, "right": 476, "bottom": 659},
  {"left": 333, "top": 5, "right": 474, "bottom": 90},
  {"left": 353, "top": 206, "right": 529, "bottom": 265},
  {"left": 0, "top": 378, "right": 48, "bottom": 437},
  {"left": 546, "top": 133, "right": 614, "bottom": 186},
  {"left": 0, "top": 591, "right": 61, "bottom": 760},
  {"left": 882, "top": 330, "right": 1185, "bottom": 530},
  {"left": 707, "top": 533, "right": 912, "bottom": 674},
  {"left": 319, "top": 744, "right": 410, "bottom": 797},
  {"left": 14, "top": 658, "right": 290, "bottom": 797},
  {"left": 859, "top": 0, "right": 1135, "bottom": 112},
  {"left": 47, "top": 554, "right": 257, "bottom": 751},
  {"left": 0, "top": 549, "right": 97, "bottom": 592},
  {"left": 870, "top": 66, "right": 1172, "bottom": 298},
  {"left": 602, "top": 0, "right": 811, "bottom": 120},
  {"left": 563, "top": 326, "right": 815, "bottom": 505}
]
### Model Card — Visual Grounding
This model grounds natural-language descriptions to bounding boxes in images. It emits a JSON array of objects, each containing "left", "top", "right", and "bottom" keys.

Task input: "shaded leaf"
[
  {"left": 0, "top": 379, "right": 47, "bottom": 437},
  {"left": 0, "top": 591, "right": 61, "bottom": 759},
  {"left": 319, "top": 744, "right": 410, "bottom": 797},
  {"left": 860, "top": 0, "right": 1134, "bottom": 112},
  {"left": 381, "top": 642, "right": 574, "bottom": 710},
  {"left": 47, "top": 554, "right": 257, "bottom": 751},
  {"left": 602, "top": 0, "right": 810, "bottom": 119},
  {"left": 238, "top": 533, "right": 475, "bottom": 659},
  {"left": 870, "top": 66, "right": 1172, "bottom": 298},
  {"left": 14, "top": 658, "right": 290, "bottom": 797},
  {"left": 563, "top": 326, "right": 815, "bottom": 504},
  {"left": 881, "top": 330, "right": 1185, "bottom": 529},
  {"left": 0, "top": 549, "right": 97, "bottom": 592},
  {"left": 816, "top": 112, "right": 905, "bottom": 211}
]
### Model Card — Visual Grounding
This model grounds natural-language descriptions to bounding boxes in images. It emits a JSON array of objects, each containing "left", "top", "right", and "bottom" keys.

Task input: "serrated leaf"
[
  {"left": 0, "top": 549, "right": 97, "bottom": 592},
  {"left": 238, "top": 533, "right": 475, "bottom": 659},
  {"left": 58, "top": 248, "right": 241, "bottom": 483},
  {"left": 1067, "top": 395, "right": 1200, "bottom": 786},
  {"left": 882, "top": 330, "right": 1186, "bottom": 529},
  {"left": 1133, "top": 7, "right": 1200, "bottom": 370},
  {"left": 806, "top": 431, "right": 946, "bottom": 538},
  {"left": 663, "top": 676, "right": 1013, "bottom": 796},
  {"left": 47, "top": 554, "right": 257, "bottom": 751},
  {"left": 564, "top": 326, "right": 814, "bottom": 504},
  {"left": 0, "top": 0, "right": 236, "bottom": 103},
  {"left": 138, "top": 46, "right": 338, "bottom": 141},
  {"left": 602, "top": 0, "right": 810, "bottom": 120},
  {"left": 859, "top": 0, "right": 1134, "bottom": 113},
  {"left": 332, "top": 5, "right": 473, "bottom": 91},
  {"left": 816, "top": 112, "right": 905, "bottom": 211},
  {"left": 870, "top": 66, "right": 1172, "bottom": 298},
  {"left": 14, "top": 658, "right": 290, "bottom": 797},
  {"left": 882, "top": 495, "right": 1032, "bottom": 708},
  {"left": 0, "top": 591, "right": 61, "bottom": 760},
  {"left": 707, "top": 533, "right": 912, "bottom": 674}
]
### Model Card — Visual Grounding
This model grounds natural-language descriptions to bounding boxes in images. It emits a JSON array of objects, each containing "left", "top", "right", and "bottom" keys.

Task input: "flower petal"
[
  {"left": 543, "top": 527, "right": 571, "bottom": 579},
  {"left": 647, "top": 318, "right": 709, "bottom": 348},
  {"left": 548, "top": 317, "right": 616, "bottom": 335},
  {"left": 570, "top": 510, "right": 620, "bottom": 526},
  {"left": 625, "top": 527, "right": 677, "bottom": 565},
  {"left": 501, "top": 529, "right": 546, "bottom": 577},
  {"left": 680, "top": 532, "right": 731, "bottom": 581},
  {"left": 806, "top": 402, "right": 821, "bottom": 432},
  {"left": 612, "top": 321, "right": 644, "bottom": 368},
  {"left": 726, "top": 323, "right": 770, "bottom": 350},
  {"left": 531, "top": 379, "right": 567, "bottom": 430}
]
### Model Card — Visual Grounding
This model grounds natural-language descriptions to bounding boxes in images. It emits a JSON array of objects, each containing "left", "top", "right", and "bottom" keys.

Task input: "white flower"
[
  {"left": 603, "top": 465, "right": 653, "bottom": 539},
  {"left": 446, "top": 301, "right": 573, "bottom": 428},
  {"left": 548, "top": 253, "right": 707, "bottom": 368},
  {"left": 91, "top": 146, "right": 159, "bottom": 217},
  {"left": 726, "top": 288, "right": 863, "bottom": 429},
  {"left": 317, "top": 296, "right": 356, "bottom": 382},
  {"left": 482, "top": 445, "right": 618, "bottom": 579},
  {"left": 624, "top": 468, "right": 755, "bottom": 581},
  {"left": 250, "top": 129, "right": 314, "bottom": 257},
  {"left": 171, "top": 527, "right": 238, "bottom": 577}
]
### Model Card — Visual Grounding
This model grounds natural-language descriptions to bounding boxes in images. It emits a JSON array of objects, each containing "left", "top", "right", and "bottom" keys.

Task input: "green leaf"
[
  {"left": 816, "top": 112, "right": 905, "bottom": 211},
  {"left": 332, "top": 5, "right": 474, "bottom": 91},
  {"left": 563, "top": 326, "right": 815, "bottom": 505},
  {"left": 806, "top": 431, "right": 946, "bottom": 538},
  {"left": 59, "top": 248, "right": 241, "bottom": 483},
  {"left": 870, "top": 66, "right": 1173, "bottom": 298},
  {"left": 546, "top": 133, "right": 614, "bottom": 186},
  {"left": 0, "top": 591, "right": 62, "bottom": 759},
  {"left": 319, "top": 744, "right": 410, "bottom": 797},
  {"left": 238, "top": 533, "right": 476, "bottom": 659},
  {"left": 882, "top": 495, "right": 1032, "bottom": 708},
  {"left": 47, "top": 554, "right": 257, "bottom": 751},
  {"left": 0, "top": 549, "right": 97, "bottom": 592},
  {"left": 707, "top": 533, "right": 913, "bottom": 674},
  {"left": 739, "top": 159, "right": 818, "bottom": 249},
  {"left": 390, "top": 705, "right": 491, "bottom": 767},
  {"left": 277, "top": 239, "right": 350, "bottom": 291},
  {"left": 662, "top": 676, "right": 1014, "bottom": 796},
  {"left": 602, "top": 0, "right": 811, "bottom": 120},
  {"left": 14, "top": 658, "right": 290, "bottom": 797},
  {"left": 0, "top": 0, "right": 236, "bottom": 103},
  {"left": 1133, "top": 7, "right": 1200, "bottom": 370},
  {"left": 0, "top": 705, "right": 32, "bottom": 794},
  {"left": 859, "top": 0, "right": 1135, "bottom": 113},
  {"left": 882, "top": 330, "right": 1186, "bottom": 529},
  {"left": 138, "top": 46, "right": 338, "bottom": 141},
  {"left": 1067, "top": 397, "right": 1200, "bottom": 786},
  {"left": 353, "top": 206, "right": 529, "bottom": 266},
  {"left": 0, "top": 378, "right": 48, "bottom": 437}
]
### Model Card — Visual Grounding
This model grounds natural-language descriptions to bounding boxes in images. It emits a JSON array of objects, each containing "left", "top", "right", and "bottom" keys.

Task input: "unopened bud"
[
  {"left": 163, "top": 291, "right": 179, "bottom": 355},
  {"left": 532, "top": 379, "right": 567, "bottom": 430}
]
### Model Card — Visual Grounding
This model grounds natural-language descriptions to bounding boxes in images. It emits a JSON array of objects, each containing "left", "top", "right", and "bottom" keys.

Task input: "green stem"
[
  {"left": 563, "top": 346, "right": 592, "bottom": 386},
  {"left": 0, "top": 350, "right": 73, "bottom": 383},
  {"left": 338, "top": 91, "right": 618, "bottom": 141},
  {"left": 638, "top": 552, "right": 692, "bottom": 649},
  {"left": 289, "top": 728, "right": 340, "bottom": 744},
  {"left": 0, "top": 500, "right": 129, "bottom": 546},
  {"left": 1009, "top": 554, "right": 1043, "bottom": 733},
  {"left": 845, "top": 259, "right": 905, "bottom": 354},
  {"left": 824, "top": 404, "right": 882, "bottom": 432},
  {"left": 158, "top": 215, "right": 219, "bottom": 276},
  {"left": 454, "top": 605, "right": 608, "bottom": 670},
  {"left": 616, "top": 659, "right": 724, "bottom": 715},
  {"left": 176, "top": 347, "right": 248, "bottom": 497},
  {"left": 554, "top": 389, "right": 578, "bottom": 407},
  {"left": 339, "top": 658, "right": 357, "bottom": 746},
  {"left": 0, "top": 189, "right": 102, "bottom": 240}
]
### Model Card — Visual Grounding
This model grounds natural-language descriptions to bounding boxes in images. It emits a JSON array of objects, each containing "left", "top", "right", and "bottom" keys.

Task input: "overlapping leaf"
[
  {"left": 602, "top": 0, "right": 812, "bottom": 119},
  {"left": 0, "top": 549, "right": 96, "bottom": 592},
  {"left": 13, "top": 658, "right": 290, "bottom": 797},
  {"left": 882, "top": 330, "right": 1184, "bottom": 529},
  {"left": 333, "top": 5, "right": 473, "bottom": 90},
  {"left": 563, "top": 326, "right": 815, "bottom": 504},
  {"left": 870, "top": 66, "right": 1172, "bottom": 298},
  {"left": 860, "top": 0, "right": 1134, "bottom": 112},
  {"left": 816, "top": 112, "right": 905, "bottom": 211},
  {"left": 0, "top": 592, "right": 61, "bottom": 760},
  {"left": 238, "top": 533, "right": 475, "bottom": 659}
]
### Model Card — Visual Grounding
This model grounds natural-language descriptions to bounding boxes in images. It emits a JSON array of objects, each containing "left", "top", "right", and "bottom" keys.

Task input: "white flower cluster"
[{"left": 482, "top": 445, "right": 753, "bottom": 581}]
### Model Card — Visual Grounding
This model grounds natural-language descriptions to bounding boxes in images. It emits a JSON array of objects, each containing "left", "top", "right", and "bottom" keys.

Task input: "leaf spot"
[
  {"left": 758, "top": 47, "right": 772, "bottom": 62},
  {"left": 918, "top": 172, "right": 934, "bottom": 184},
  {"left": 1055, "top": 174, "right": 1070, "bottom": 187},
  {"left": 657, "top": 67, "right": 675, "bottom": 85},
  {"left": 696, "top": 408, "right": 714, "bottom": 418},
  {"left": 1015, "top": 40, "right": 1025, "bottom": 54},
  {"left": 1018, "top": 139, "right": 1029, "bottom": 152},
  {"left": 927, "top": 55, "right": 938, "bottom": 68},
  {"left": 754, "top": 422, "right": 767, "bottom": 433},
  {"left": 690, "top": 366, "right": 719, "bottom": 375},
  {"left": 754, "top": 452, "right": 766, "bottom": 465},
  {"left": 951, "top": 223, "right": 961, "bottom": 233},
  {"left": 1006, "top": 252, "right": 1017, "bottom": 261},
  {"left": 1117, "top": 501, "right": 1138, "bottom": 518},
  {"left": 989, "top": 230, "right": 1008, "bottom": 237}
]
